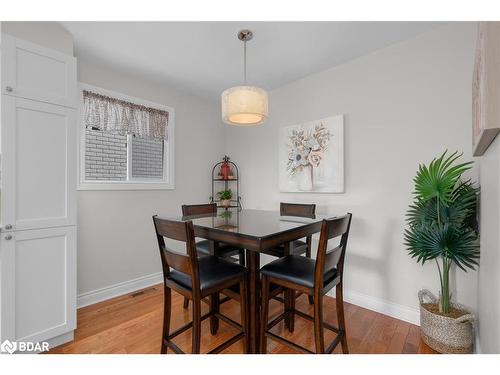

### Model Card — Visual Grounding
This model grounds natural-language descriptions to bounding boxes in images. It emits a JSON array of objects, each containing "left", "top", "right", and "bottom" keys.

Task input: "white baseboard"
[
  {"left": 46, "top": 331, "right": 74, "bottom": 352},
  {"left": 77, "top": 272, "right": 163, "bottom": 308},
  {"left": 328, "top": 289, "right": 420, "bottom": 326}
]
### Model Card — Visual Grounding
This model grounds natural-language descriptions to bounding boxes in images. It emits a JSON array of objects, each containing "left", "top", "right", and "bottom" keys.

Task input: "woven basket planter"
[{"left": 418, "top": 289, "right": 475, "bottom": 354}]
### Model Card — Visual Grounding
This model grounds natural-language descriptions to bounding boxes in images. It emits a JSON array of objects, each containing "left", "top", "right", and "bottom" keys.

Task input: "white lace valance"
[{"left": 83, "top": 90, "right": 169, "bottom": 140}]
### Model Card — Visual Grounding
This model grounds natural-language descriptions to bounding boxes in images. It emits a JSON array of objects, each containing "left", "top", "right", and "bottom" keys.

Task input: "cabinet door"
[
  {"left": 0, "top": 226, "right": 76, "bottom": 343},
  {"left": 1, "top": 96, "right": 76, "bottom": 231},
  {"left": 1, "top": 34, "right": 77, "bottom": 108}
]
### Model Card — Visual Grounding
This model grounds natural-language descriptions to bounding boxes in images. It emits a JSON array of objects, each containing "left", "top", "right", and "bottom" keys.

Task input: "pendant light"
[{"left": 221, "top": 29, "right": 268, "bottom": 126}]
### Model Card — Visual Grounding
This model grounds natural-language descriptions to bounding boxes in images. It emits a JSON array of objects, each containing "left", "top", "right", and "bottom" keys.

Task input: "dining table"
[{"left": 173, "top": 208, "right": 332, "bottom": 354}]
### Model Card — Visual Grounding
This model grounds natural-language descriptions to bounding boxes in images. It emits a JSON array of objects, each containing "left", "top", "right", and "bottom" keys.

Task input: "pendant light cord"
[{"left": 243, "top": 40, "right": 247, "bottom": 85}]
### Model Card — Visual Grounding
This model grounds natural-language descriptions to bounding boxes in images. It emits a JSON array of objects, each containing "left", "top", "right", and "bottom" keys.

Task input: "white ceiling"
[{"left": 61, "top": 21, "right": 445, "bottom": 101}]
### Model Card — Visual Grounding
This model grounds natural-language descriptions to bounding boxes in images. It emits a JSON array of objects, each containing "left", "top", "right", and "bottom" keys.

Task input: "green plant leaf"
[
  {"left": 413, "top": 151, "right": 473, "bottom": 206},
  {"left": 404, "top": 223, "right": 479, "bottom": 270}
]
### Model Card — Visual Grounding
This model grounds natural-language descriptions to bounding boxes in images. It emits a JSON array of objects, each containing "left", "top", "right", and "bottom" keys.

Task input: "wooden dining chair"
[
  {"left": 181, "top": 203, "right": 245, "bottom": 308},
  {"left": 265, "top": 202, "right": 316, "bottom": 307},
  {"left": 259, "top": 213, "right": 352, "bottom": 354},
  {"left": 153, "top": 215, "right": 249, "bottom": 354}
]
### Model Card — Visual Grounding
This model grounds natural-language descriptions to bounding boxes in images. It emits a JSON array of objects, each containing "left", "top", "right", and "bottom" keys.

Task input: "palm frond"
[
  {"left": 413, "top": 151, "right": 473, "bottom": 206},
  {"left": 404, "top": 224, "right": 479, "bottom": 270}
]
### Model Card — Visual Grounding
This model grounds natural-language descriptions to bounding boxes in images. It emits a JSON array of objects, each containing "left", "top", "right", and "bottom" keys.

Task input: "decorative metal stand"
[{"left": 210, "top": 155, "right": 242, "bottom": 210}]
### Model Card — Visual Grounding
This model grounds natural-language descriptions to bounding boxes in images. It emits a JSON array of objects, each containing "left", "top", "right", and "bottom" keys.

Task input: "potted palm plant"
[
  {"left": 217, "top": 189, "right": 233, "bottom": 207},
  {"left": 404, "top": 151, "right": 480, "bottom": 353}
]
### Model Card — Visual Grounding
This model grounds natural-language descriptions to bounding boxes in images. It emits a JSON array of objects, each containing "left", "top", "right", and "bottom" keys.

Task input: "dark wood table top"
[{"left": 164, "top": 209, "right": 335, "bottom": 252}]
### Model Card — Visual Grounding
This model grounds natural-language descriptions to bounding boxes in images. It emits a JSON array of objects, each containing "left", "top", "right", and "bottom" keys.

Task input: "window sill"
[{"left": 78, "top": 181, "right": 175, "bottom": 191}]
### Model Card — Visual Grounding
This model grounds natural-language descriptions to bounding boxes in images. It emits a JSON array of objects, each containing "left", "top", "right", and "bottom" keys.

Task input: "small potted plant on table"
[
  {"left": 217, "top": 189, "right": 233, "bottom": 208},
  {"left": 405, "top": 151, "right": 480, "bottom": 353}
]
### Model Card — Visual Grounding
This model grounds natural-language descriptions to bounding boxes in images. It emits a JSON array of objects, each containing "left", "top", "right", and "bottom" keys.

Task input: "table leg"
[
  {"left": 283, "top": 241, "right": 295, "bottom": 332},
  {"left": 246, "top": 250, "right": 260, "bottom": 353}
]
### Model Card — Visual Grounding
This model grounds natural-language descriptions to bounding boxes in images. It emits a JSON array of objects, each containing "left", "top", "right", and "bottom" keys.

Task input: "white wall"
[
  {"left": 226, "top": 23, "right": 479, "bottom": 324},
  {"left": 77, "top": 60, "right": 225, "bottom": 297},
  {"left": 477, "top": 136, "right": 500, "bottom": 353}
]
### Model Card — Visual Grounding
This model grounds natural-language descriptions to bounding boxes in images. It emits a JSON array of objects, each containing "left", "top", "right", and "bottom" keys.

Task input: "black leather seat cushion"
[
  {"left": 260, "top": 255, "right": 337, "bottom": 289},
  {"left": 265, "top": 239, "right": 308, "bottom": 257},
  {"left": 195, "top": 240, "right": 241, "bottom": 257},
  {"left": 167, "top": 256, "right": 247, "bottom": 291}
]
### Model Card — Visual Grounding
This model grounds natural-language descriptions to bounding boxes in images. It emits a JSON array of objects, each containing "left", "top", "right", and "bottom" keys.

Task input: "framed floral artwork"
[
  {"left": 279, "top": 114, "right": 344, "bottom": 193},
  {"left": 472, "top": 22, "right": 500, "bottom": 156}
]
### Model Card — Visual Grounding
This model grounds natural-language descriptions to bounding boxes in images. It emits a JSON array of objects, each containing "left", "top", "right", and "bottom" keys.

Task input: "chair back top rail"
[
  {"left": 280, "top": 202, "right": 316, "bottom": 218},
  {"left": 152, "top": 215, "right": 200, "bottom": 284},
  {"left": 182, "top": 203, "right": 217, "bottom": 216},
  {"left": 315, "top": 213, "right": 352, "bottom": 287}
]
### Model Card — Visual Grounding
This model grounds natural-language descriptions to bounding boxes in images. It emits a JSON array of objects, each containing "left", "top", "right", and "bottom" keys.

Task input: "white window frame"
[{"left": 77, "top": 83, "right": 175, "bottom": 191}]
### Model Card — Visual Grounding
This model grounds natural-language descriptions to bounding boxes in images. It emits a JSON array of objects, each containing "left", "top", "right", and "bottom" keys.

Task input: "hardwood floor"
[{"left": 48, "top": 284, "right": 436, "bottom": 354}]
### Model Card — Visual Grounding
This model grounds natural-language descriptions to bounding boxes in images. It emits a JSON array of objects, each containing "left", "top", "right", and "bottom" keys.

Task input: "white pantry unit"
[{"left": 0, "top": 33, "right": 77, "bottom": 349}]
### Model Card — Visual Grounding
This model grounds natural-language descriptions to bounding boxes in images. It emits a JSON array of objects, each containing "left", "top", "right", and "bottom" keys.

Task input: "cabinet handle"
[
  {"left": 5, "top": 235, "right": 12, "bottom": 241},
  {"left": 5, "top": 86, "right": 13, "bottom": 93},
  {"left": 4, "top": 224, "right": 13, "bottom": 230}
]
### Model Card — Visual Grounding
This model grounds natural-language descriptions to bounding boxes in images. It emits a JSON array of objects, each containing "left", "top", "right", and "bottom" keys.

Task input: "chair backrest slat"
[
  {"left": 152, "top": 215, "right": 199, "bottom": 283},
  {"left": 314, "top": 213, "right": 352, "bottom": 287},
  {"left": 326, "top": 217, "right": 350, "bottom": 240},
  {"left": 280, "top": 202, "right": 316, "bottom": 218},
  {"left": 182, "top": 203, "right": 217, "bottom": 217},
  {"left": 164, "top": 251, "right": 192, "bottom": 276},
  {"left": 323, "top": 244, "right": 342, "bottom": 273},
  {"left": 154, "top": 218, "right": 189, "bottom": 242}
]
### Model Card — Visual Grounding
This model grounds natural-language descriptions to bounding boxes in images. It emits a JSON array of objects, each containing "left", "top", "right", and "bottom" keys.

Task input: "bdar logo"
[{"left": 0, "top": 340, "right": 17, "bottom": 354}]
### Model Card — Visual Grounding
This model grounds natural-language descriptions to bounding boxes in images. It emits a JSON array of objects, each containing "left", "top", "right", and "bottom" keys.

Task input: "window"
[{"left": 78, "top": 84, "right": 175, "bottom": 190}]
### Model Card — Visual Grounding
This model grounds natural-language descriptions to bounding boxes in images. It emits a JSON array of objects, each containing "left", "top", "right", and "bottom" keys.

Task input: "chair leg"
[
  {"left": 306, "top": 236, "right": 314, "bottom": 305},
  {"left": 336, "top": 282, "right": 349, "bottom": 354},
  {"left": 183, "top": 297, "right": 189, "bottom": 309},
  {"left": 161, "top": 286, "right": 171, "bottom": 354},
  {"left": 210, "top": 293, "right": 220, "bottom": 335},
  {"left": 313, "top": 291, "right": 325, "bottom": 354},
  {"left": 238, "top": 249, "right": 245, "bottom": 266},
  {"left": 284, "top": 289, "right": 291, "bottom": 329},
  {"left": 192, "top": 298, "right": 202, "bottom": 354},
  {"left": 259, "top": 275, "right": 270, "bottom": 354},
  {"left": 289, "top": 288, "right": 295, "bottom": 333},
  {"left": 239, "top": 277, "right": 249, "bottom": 353}
]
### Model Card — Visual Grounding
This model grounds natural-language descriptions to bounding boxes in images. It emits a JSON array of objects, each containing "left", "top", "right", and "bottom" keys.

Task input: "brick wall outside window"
[
  {"left": 131, "top": 136, "right": 164, "bottom": 179},
  {"left": 85, "top": 129, "right": 127, "bottom": 180}
]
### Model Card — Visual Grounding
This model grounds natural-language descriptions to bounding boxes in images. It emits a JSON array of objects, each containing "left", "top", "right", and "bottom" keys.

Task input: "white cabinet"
[
  {"left": 0, "top": 34, "right": 77, "bottom": 350},
  {"left": 1, "top": 34, "right": 77, "bottom": 108},
  {"left": 1, "top": 96, "right": 76, "bottom": 231},
  {"left": 0, "top": 227, "right": 76, "bottom": 342}
]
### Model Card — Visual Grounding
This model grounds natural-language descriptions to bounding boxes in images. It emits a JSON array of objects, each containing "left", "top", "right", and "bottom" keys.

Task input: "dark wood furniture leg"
[
  {"left": 161, "top": 286, "right": 171, "bottom": 354},
  {"left": 246, "top": 250, "right": 260, "bottom": 354},
  {"left": 336, "top": 282, "right": 349, "bottom": 353},
  {"left": 192, "top": 296, "right": 202, "bottom": 353},
  {"left": 313, "top": 288, "right": 325, "bottom": 353},
  {"left": 210, "top": 293, "right": 220, "bottom": 335},
  {"left": 283, "top": 241, "right": 295, "bottom": 332},
  {"left": 259, "top": 275, "right": 270, "bottom": 353},
  {"left": 306, "top": 235, "right": 314, "bottom": 305},
  {"left": 239, "top": 277, "right": 250, "bottom": 353},
  {"left": 239, "top": 249, "right": 245, "bottom": 266}
]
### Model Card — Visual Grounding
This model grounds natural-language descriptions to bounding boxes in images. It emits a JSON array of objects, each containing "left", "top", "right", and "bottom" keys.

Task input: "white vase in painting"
[
  {"left": 312, "top": 164, "right": 327, "bottom": 188},
  {"left": 298, "top": 166, "right": 313, "bottom": 191}
]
